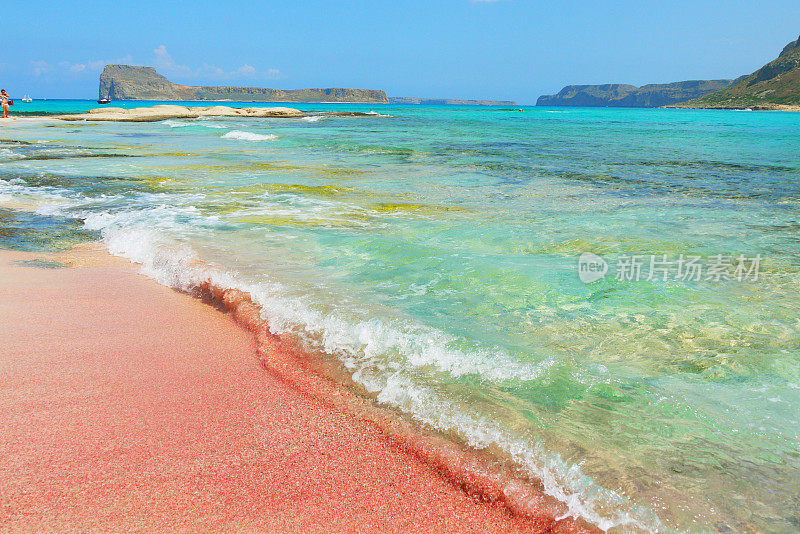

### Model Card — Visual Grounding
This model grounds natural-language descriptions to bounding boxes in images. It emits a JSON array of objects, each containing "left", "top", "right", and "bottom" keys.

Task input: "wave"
[
  {"left": 73, "top": 210, "right": 665, "bottom": 533},
  {"left": 322, "top": 111, "right": 394, "bottom": 118},
  {"left": 221, "top": 130, "right": 278, "bottom": 142},
  {"left": 1, "top": 177, "right": 665, "bottom": 532},
  {"left": 162, "top": 120, "right": 191, "bottom": 128},
  {"left": 301, "top": 116, "right": 324, "bottom": 123},
  {"left": 162, "top": 120, "right": 227, "bottom": 129},
  {"left": 0, "top": 148, "right": 24, "bottom": 159}
]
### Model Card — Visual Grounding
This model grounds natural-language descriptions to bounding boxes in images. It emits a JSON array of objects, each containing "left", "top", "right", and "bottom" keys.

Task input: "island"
[
  {"left": 536, "top": 79, "right": 736, "bottom": 107},
  {"left": 99, "top": 65, "right": 389, "bottom": 103}
]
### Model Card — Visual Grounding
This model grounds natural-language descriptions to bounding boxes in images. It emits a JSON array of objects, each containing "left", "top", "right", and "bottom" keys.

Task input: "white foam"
[
  {"left": 162, "top": 120, "right": 190, "bottom": 128},
  {"left": 9, "top": 190, "right": 664, "bottom": 533},
  {"left": 222, "top": 130, "right": 277, "bottom": 141},
  {"left": 163, "top": 119, "right": 227, "bottom": 129},
  {"left": 73, "top": 215, "right": 663, "bottom": 533},
  {"left": 0, "top": 193, "right": 11, "bottom": 202},
  {"left": 301, "top": 116, "right": 324, "bottom": 122},
  {"left": 0, "top": 148, "right": 23, "bottom": 159},
  {"left": 370, "top": 374, "right": 663, "bottom": 532}
]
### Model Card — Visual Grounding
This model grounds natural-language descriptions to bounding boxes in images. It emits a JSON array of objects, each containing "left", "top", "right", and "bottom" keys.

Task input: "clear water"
[{"left": 2, "top": 102, "right": 799, "bottom": 532}]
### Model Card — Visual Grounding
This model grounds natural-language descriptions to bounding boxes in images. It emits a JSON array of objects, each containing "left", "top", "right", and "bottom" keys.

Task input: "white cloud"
[
  {"left": 153, "top": 45, "right": 193, "bottom": 76},
  {"left": 87, "top": 56, "right": 133, "bottom": 71},
  {"left": 151, "top": 46, "right": 282, "bottom": 81},
  {"left": 31, "top": 60, "right": 53, "bottom": 76},
  {"left": 55, "top": 55, "right": 135, "bottom": 76},
  {"left": 45, "top": 46, "right": 281, "bottom": 83},
  {"left": 199, "top": 63, "right": 225, "bottom": 77},
  {"left": 235, "top": 64, "right": 257, "bottom": 77}
]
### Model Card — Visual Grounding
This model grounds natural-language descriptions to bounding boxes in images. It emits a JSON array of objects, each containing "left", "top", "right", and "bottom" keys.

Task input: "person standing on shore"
[{"left": 1, "top": 90, "right": 11, "bottom": 118}]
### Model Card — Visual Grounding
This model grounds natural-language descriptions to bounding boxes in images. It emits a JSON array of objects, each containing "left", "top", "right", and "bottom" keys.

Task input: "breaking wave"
[
  {"left": 221, "top": 130, "right": 278, "bottom": 141},
  {"left": 68, "top": 204, "right": 665, "bottom": 533}
]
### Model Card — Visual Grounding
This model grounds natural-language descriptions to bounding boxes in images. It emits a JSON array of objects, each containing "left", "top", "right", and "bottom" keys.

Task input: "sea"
[{"left": 1, "top": 100, "right": 799, "bottom": 533}]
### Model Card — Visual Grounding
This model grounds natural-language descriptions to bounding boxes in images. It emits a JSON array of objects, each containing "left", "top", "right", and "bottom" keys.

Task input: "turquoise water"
[{"left": 2, "top": 102, "right": 799, "bottom": 532}]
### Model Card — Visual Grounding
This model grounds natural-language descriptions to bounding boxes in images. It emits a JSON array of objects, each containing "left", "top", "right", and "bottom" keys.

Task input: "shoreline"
[
  {"left": 0, "top": 244, "right": 590, "bottom": 533},
  {"left": 666, "top": 103, "right": 800, "bottom": 111}
]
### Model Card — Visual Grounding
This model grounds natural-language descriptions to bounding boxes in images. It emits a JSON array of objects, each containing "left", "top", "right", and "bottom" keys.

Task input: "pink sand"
[{"left": 0, "top": 247, "right": 583, "bottom": 533}]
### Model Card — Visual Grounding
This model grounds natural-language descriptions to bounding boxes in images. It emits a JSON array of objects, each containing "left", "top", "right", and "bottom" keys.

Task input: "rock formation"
[
  {"left": 537, "top": 80, "right": 736, "bottom": 107},
  {"left": 56, "top": 104, "right": 304, "bottom": 122},
  {"left": 672, "top": 35, "right": 800, "bottom": 109},
  {"left": 99, "top": 65, "right": 389, "bottom": 104}
]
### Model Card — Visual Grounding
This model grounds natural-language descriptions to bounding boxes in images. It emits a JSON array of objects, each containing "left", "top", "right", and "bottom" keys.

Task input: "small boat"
[
  {"left": 97, "top": 98, "right": 111, "bottom": 104},
  {"left": 21, "top": 95, "right": 32, "bottom": 103}
]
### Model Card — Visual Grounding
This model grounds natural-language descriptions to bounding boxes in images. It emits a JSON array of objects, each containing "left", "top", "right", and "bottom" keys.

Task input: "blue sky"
[{"left": 3, "top": 0, "right": 799, "bottom": 103}]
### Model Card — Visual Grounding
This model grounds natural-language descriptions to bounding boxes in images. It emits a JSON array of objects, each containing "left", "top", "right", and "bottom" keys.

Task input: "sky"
[{"left": 2, "top": 0, "right": 799, "bottom": 104}]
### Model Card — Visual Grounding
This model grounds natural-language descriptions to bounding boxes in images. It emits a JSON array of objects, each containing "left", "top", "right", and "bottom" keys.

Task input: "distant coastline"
[
  {"left": 99, "top": 65, "right": 390, "bottom": 104},
  {"left": 389, "top": 97, "right": 517, "bottom": 106},
  {"left": 540, "top": 34, "right": 800, "bottom": 110},
  {"left": 97, "top": 65, "right": 517, "bottom": 107},
  {"left": 536, "top": 79, "right": 736, "bottom": 108}
]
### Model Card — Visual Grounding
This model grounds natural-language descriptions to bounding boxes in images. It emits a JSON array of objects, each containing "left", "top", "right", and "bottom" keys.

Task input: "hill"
[
  {"left": 673, "top": 35, "right": 800, "bottom": 109},
  {"left": 536, "top": 79, "right": 736, "bottom": 107},
  {"left": 99, "top": 65, "right": 389, "bottom": 104}
]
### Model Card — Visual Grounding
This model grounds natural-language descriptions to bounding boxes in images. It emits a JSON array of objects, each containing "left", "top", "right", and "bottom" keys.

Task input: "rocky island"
[
  {"left": 537, "top": 79, "right": 736, "bottom": 107},
  {"left": 671, "top": 35, "right": 800, "bottom": 110},
  {"left": 99, "top": 65, "right": 389, "bottom": 103}
]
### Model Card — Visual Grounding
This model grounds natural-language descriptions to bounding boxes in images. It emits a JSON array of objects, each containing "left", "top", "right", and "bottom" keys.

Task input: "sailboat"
[{"left": 21, "top": 95, "right": 32, "bottom": 103}]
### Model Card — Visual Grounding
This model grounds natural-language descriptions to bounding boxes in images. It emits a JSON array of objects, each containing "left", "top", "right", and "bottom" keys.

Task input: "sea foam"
[
  {"left": 162, "top": 119, "right": 227, "bottom": 129},
  {"left": 72, "top": 206, "right": 665, "bottom": 533},
  {"left": 0, "top": 179, "right": 666, "bottom": 532},
  {"left": 222, "top": 130, "right": 278, "bottom": 141},
  {"left": 0, "top": 148, "right": 23, "bottom": 159}
]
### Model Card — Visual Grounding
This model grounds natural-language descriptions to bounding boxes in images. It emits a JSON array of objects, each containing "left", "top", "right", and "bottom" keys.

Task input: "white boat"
[{"left": 21, "top": 95, "right": 32, "bottom": 103}]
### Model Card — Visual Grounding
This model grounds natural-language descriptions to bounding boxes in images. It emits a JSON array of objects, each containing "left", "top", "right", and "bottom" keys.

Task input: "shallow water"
[{"left": 2, "top": 102, "right": 799, "bottom": 532}]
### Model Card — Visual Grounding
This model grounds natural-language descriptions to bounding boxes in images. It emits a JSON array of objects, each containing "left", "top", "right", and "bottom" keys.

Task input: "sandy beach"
[{"left": 0, "top": 245, "right": 584, "bottom": 533}]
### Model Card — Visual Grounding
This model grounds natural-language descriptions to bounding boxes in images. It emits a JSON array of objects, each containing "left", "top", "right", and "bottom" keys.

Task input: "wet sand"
[{"left": 0, "top": 245, "right": 580, "bottom": 533}]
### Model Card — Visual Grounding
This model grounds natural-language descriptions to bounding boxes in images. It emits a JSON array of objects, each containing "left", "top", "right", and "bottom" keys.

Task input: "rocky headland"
[
  {"left": 671, "top": 35, "right": 800, "bottom": 109},
  {"left": 537, "top": 79, "right": 736, "bottom": 107},
  {"left": 99, "top": 65, "right": 389, "bottom": 104}
]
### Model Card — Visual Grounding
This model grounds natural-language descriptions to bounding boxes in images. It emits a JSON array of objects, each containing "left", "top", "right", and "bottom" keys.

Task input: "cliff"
[
  {"left": 99, "top": 65, "right": 389, "bottom": 104},
  {"left": 389, "top": 97, "right": 517, "bottom": 106},
  {"left": 672, "top": 35, "right": 800, "bottom": 109},
  {"left": 537, "top": 79, "right": 736, "bottom": 107}
]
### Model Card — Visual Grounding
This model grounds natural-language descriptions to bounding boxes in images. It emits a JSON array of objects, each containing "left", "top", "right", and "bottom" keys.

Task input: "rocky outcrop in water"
[
  {"left": 57, "top": 105, "right": 304, "bottom": 122},
  {"left": 537, "top": 79, "right": 736, "bottom": 107},
  {"left": 99, "top": 65, "right": 389, "bottom": 103}
]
